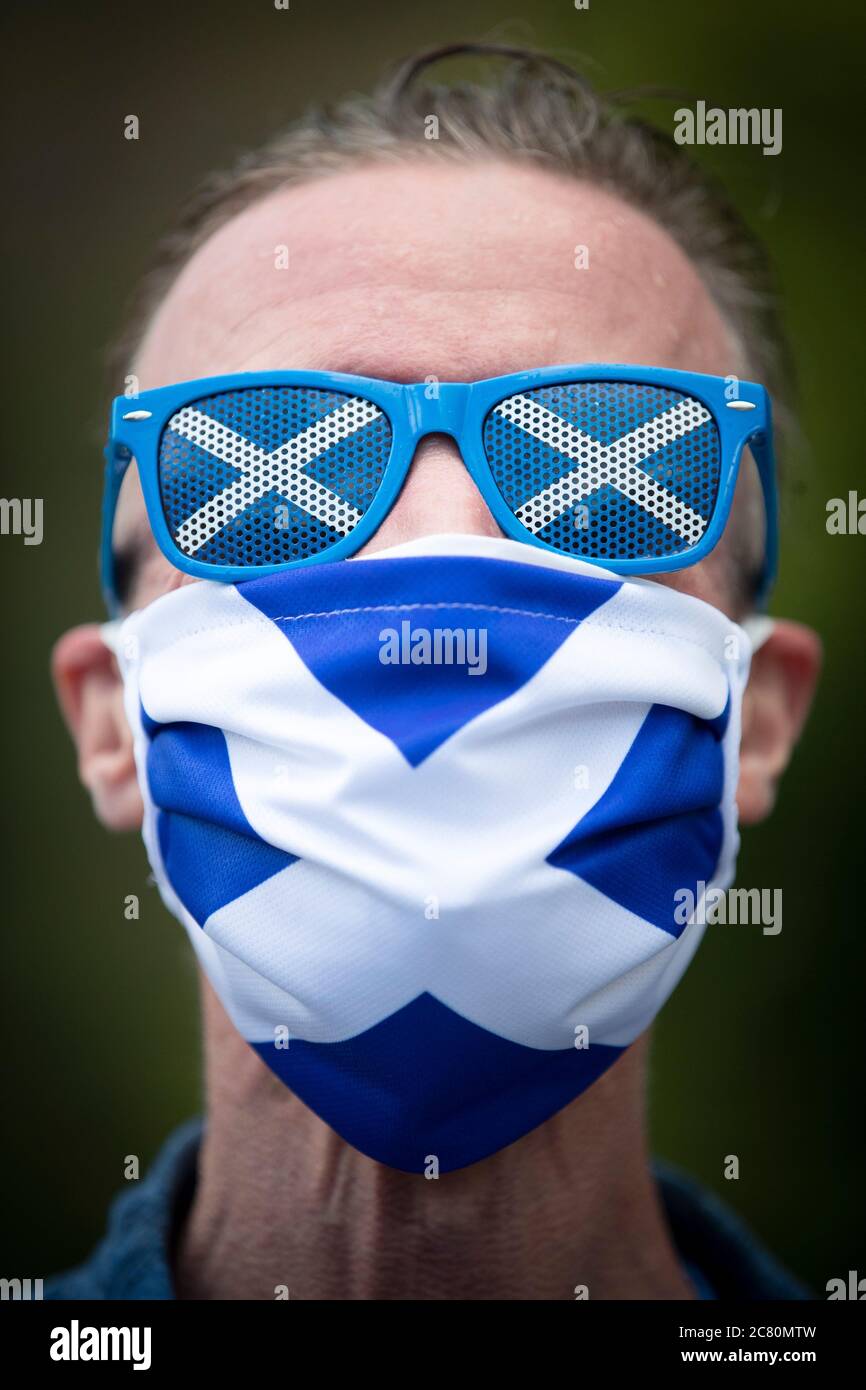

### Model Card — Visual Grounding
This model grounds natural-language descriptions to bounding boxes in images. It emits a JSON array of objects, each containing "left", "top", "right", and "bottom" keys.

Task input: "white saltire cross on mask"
[{"left": 106, "top": 564, "right": 744, "bottom": 1056}]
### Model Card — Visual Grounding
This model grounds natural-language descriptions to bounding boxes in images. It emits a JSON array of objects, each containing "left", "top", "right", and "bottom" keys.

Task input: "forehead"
[{"left": 135, "top": 159, "right": 743, "bottom": 387}]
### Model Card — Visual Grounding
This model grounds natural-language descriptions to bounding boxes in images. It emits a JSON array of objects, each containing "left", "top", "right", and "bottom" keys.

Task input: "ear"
[
  {"left": 51, "top": 624, "right": 143, "bottom": 831},
  {"left": 737, "top": 619, "right": 821, "bottom": 824}
]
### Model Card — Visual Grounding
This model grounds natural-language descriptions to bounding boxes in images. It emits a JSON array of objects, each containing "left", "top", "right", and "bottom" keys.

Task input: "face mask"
[{"left": 106, "top": 534, "right": 753, "bottom": 1173}]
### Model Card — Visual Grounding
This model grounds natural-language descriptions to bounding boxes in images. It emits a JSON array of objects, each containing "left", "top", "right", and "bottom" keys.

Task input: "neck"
[{"left": 174, "top": 979, "right": 694, "bottom": 1301}]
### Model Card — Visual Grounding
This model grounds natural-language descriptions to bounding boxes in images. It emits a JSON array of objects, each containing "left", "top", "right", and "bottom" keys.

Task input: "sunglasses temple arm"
[
  {"left": 748, "top": 427, "right": 779, "bottom": 609},
  {"left": 100, "top": 439, "right": 131, "bottom": 617}
]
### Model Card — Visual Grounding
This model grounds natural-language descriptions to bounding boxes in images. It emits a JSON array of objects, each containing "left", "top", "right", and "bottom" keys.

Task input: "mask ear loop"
[
  {"left": 741, "top": 613, "right": 775, "bottom": 654},
  {"left": 99, "top": 619, "right": 123, "bottom": 656}
]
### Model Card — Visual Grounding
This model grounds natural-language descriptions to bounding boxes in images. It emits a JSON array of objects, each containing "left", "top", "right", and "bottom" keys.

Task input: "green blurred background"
[{"left": 1, "top": 0, "right": 863, "bottom": 1292}]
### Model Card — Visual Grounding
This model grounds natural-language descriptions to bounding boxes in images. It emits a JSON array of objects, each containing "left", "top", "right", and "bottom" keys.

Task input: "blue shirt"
[{"left": 44, "top": 1118, "right": 812, "bottom": 1300}]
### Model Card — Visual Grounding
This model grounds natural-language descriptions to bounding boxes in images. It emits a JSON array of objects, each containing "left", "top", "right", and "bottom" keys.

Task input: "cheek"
[
  {"left": 645, "top": 545, "right": 737, "bottom": 618},
  {"left": 127, "top": 548, "right": 197, "bottom": 614}
]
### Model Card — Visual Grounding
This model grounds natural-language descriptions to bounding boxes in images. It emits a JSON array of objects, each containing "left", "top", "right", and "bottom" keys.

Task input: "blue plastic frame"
[{"left": 101, "top": 363, "right": 777, "bottom": 614}]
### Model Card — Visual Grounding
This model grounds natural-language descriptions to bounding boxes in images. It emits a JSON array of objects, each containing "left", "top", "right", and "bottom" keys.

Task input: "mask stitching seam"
[
  {"left": 268, "top": 607, "right": 731, "bottom": 659},
  {"left": 127, "top": 606, "right": 739, "bottom": 660}
]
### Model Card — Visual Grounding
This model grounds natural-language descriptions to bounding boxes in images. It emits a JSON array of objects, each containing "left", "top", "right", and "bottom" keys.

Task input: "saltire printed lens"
[
  {"left": 483, "top": 382, "right": 719, "bottom": 562},
  {"left": 101, "top": 365, "right": 777, "bottom": 612},
  {"left": 158, "top": 385, "right": 392, "bottom": 568}
]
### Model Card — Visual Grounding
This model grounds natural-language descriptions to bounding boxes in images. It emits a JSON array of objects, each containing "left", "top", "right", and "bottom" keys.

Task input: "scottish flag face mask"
[{"left": 106, "top": 534, "right": 753, "bottom": 1173}]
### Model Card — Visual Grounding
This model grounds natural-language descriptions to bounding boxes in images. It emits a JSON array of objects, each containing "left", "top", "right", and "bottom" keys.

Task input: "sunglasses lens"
[
  {"left": 158, "top": 385, "right": 392, "bottom": 568},
  {"left": 483, "top": 381, "right": 721, "bottom": 563}
]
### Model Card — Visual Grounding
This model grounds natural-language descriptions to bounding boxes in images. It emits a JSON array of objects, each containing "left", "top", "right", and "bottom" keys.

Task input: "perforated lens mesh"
[
  {"left": 482, "top": 381, "right": 721, "bottom": 561},
  {"left": 158, "top": 385, "right": 392, "bottom": 568}
]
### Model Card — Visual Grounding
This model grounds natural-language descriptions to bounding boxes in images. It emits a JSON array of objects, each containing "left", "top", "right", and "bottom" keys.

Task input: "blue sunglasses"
[{"left": 101, "top": 363, "right": 777, "bottom": 614}]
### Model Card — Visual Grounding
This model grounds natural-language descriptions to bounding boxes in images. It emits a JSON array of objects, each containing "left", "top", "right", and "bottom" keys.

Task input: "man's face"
[
  {"left": 54, "top": 157, "right": 820, "bottom": 834},
  {"left": 116, "top": 159, "right": 754, "bottom": 615}
]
